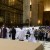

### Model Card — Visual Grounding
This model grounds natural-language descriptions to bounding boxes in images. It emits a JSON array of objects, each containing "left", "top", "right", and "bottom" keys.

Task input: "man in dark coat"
[
  {"left": 34, "top": 29, "right": 38, "bottom": 40},
  {"left": 11, "top": 26, "right": 16, "bottom": 40},
  {"left": 38, "top": 30, "right": 45, "bottom": 40},
  {"left": 2, "top": 26, "right": 7, "bottom": 38}
]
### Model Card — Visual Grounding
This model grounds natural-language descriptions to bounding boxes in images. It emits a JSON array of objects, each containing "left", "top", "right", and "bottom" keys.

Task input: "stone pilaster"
[{"left": 23, "top": 0, "right": 30, "bottom": 23}]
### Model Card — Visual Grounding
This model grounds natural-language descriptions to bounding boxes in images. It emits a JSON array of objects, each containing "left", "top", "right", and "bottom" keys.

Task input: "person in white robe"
[
  {"left": 15, "top": 27, "right": 21, "bottom": 39},
  {"left": 18, "top": 30, "right": 26, "bottom": 41},
  {"left": 6, "top": 27, "right": 10, "bottom": 39},
  {"left": 28, "top": 28, "right": 37, "bottom": 42},
  {"left": 22, "top": 26, "right": 30, "bottom": 41},
  {"left": 17, "top": 26, "right": 29, "bottom": 41}
]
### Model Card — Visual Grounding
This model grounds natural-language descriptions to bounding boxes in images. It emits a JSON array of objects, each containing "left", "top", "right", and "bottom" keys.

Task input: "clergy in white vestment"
[
  {"left": 18, "top": 30, "right": 26, "bottom": 41},
  {"left": 28, "top": 28, "right": 36, "bottom": 42},
  {"left": 6, "top": 27, "right": 10, "bottom": 39},
  {"left": 22, "top": 26, "right": 29, "bottom": 31},
  {"left": 17, "top": 26, "right": 29, "bottom": 41},
  {"left": 34, "top": 26, "right": 39, "bottom": 30},
  {"left": 22, "top": 27, "right": 30, "bottom": 40},
  {"left": 28, "top": 35, "right": 36, "bottom": 42},
  {"left": 15, "top": 27, "right": 21, "bottom": 39},
  {"left": 29, "top": 27, "right": 34, "bottom": 34}
]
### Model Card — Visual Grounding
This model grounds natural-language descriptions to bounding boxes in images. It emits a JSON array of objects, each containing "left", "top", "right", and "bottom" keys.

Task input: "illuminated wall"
[
  {"left": 43, "top": 0, "right": 50, "bottom": 25},
  {"left": 44, "top": 0, "right": 50, "bottom": 11},
  {"left": 31, "top": 0, "right": 44, "bottom": 26}
]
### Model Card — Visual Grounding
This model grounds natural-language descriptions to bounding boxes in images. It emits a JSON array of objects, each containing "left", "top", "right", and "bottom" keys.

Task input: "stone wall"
[{"left": 31, "top": 0, "right": 44, "bottom": 26}]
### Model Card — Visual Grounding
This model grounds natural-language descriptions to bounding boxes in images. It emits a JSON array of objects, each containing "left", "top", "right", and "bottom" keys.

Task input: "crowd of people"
[{"left": 0, "top": 25, "right": 50, "bottom": 42}]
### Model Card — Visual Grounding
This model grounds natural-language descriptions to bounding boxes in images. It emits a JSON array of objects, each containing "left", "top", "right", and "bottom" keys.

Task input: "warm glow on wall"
[
  {"left": 44, "top": 7, "right": 50, "bottom": 11},
  {"left": 44, "top": 0, "right": 50, "bottom": 11},
  {"left": 9, "top": 0, "right": 15, "bottom": 5},
  {"left": 30, "top": 0, "right": 32, "bottom": 5},
  {"left": 11, "top": 21, "right": 13, "bottom": 23},
  {"left": 38, "top": 20, "right": 41, "bottom": 24}
]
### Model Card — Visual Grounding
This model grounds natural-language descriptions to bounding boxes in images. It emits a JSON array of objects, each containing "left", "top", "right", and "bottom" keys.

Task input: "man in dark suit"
[
  {"left": 11, "top": 26, "right": 16, "bottom": 40},
  {"left": 2, "top": 26, "right": 7, "bottom": 38}
]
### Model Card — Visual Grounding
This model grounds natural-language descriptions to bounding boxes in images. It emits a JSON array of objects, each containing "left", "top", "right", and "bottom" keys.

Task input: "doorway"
[{"left": 43, "top": 11, "right": 50, "bottom": 26}]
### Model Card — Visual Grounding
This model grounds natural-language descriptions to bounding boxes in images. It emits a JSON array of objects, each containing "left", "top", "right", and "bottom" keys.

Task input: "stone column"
[{"left": 23, "top": 0, "right": 30, "bottom": 23}]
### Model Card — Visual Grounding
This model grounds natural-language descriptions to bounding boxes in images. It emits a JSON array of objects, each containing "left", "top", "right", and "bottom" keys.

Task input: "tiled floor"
[
  {"left": 39, "top": 41, "right": 50, "bottom": 50},
  {"left": 44, "top": 42, "right": 50, "bottom": 50}
]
